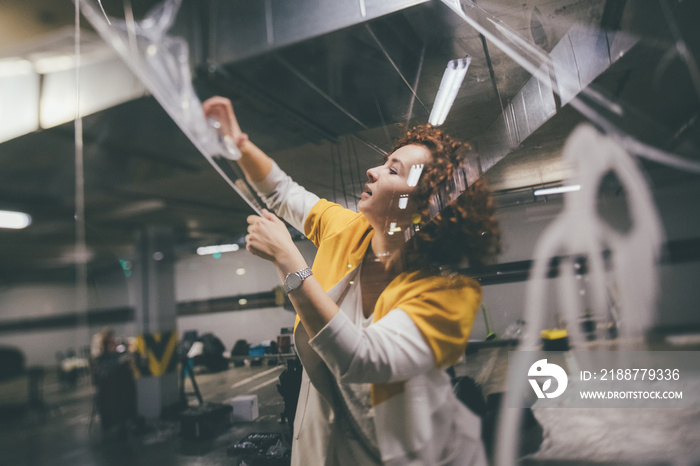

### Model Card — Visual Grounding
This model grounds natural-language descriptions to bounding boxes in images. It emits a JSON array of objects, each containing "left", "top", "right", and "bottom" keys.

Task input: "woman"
[{"left": 203, "top": 96, "right": 500, "bottom": 465}]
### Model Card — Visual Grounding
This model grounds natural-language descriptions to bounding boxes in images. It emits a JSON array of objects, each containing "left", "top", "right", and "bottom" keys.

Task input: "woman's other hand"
[
  {"left": 246, "top": 210, "right": 303, "bottom": 268},
  {"left": 202, "top": 96, "right": 248, "bottom": 146},
  {"left": 247, "top": 210, "right": 333, "bottom": 335}
]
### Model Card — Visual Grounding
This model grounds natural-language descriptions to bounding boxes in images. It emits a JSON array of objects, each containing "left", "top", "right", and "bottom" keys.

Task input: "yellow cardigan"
[{"left": 299, "top": 199, "right": 481, "bottom": 405}]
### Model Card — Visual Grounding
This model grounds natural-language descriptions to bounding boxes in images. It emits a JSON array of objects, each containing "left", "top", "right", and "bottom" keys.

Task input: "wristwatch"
[{"left": 283, "top": 267, "right": 313, "bottom": 294}]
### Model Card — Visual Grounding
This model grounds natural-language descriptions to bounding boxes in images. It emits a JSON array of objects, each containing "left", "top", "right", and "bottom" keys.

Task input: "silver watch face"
[{"left": 285, "top": 272, "right": 303, "bottom": 292}]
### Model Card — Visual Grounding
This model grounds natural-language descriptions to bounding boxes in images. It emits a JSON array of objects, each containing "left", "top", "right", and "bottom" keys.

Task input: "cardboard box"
[{"left": 230, "top": 394, "right": 259, "bottom": 422}]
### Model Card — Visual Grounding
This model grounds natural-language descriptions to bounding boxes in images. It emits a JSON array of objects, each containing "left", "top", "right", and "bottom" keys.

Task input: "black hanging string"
[
  {"left": 344, "top": 135, "right": 358, "bottom": 210},
  {"left": 336, "top": 143, "right": 349, "bottom": 208}
]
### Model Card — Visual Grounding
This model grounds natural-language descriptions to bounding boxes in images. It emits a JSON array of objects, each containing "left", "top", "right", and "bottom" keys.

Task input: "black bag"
[
  {"left": 180, "top": 403, "right": 232, "bottom": 440},
  {"left": 450, "top": 374, "right": 487, "bottom": 418},
  {"left": 231, "top": 339, "right": 250, "bottom": 367},
  {"left": 195, "top": 333, "right": 228, "bottom": 372},
  {"left": 231, "top": 339, "right": 250, "bottom": 356}
]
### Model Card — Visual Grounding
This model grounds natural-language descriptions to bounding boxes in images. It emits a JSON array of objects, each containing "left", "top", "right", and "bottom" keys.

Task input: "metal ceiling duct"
[
  {"left": 207, "top": 0, "right": 430, "bottom": 64},
  {"left": 201, "top": 0, "right": 460, "bottom": 153},
  {"left": 462, "top": 4, "right": 639, "bottom": 175}
]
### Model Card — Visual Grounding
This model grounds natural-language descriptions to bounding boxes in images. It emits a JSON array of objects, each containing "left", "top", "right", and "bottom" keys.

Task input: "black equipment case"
[{"left": 179, "top": 402, "right": 232, "bottom": 440}]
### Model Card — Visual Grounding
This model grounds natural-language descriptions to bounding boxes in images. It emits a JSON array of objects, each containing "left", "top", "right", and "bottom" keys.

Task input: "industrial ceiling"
[{"left": 0, "top": 0, "right": 698, "bottom": 283}]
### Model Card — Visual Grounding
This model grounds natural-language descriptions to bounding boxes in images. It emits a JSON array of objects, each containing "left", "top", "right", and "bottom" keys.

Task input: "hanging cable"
[
  {"left": 365, "top": 24, "right": 429, "bottom": 115},
  {"left": 351, "top": 133, "right": 388, "bottom": 157},
  {"left": 74, "top": 0, "right": 90, "bottom": 358},
  {"left": 372, "top": 88, "right": 392, "bottom": 148},
  {"left": 275, "top": 53, "right": 370, "bottom": 131},
  {"left": 349, "top": 135, "right": 365, "bottom": 192},
  {"left": 331, "top": 141, "right": 338, "bottom": 204},
  {"left": 336, "top": 143, "right": 349, "bottom": 208},
  {"left": 406, "top": 43, "right": 426, "bottom": 128},
  {"left": 344, "top": 136, "right": 358, "bottom": 210}
]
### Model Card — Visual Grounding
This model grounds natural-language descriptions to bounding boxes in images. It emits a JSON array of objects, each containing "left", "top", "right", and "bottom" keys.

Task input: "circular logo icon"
[{"left": 528, "top": 359, "right": 568, "bottom": 398}]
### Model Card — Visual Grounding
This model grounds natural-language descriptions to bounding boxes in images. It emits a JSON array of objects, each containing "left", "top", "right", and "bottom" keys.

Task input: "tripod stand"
[{"left": 179, "top": 356, "right": 203, "bottom": 406}]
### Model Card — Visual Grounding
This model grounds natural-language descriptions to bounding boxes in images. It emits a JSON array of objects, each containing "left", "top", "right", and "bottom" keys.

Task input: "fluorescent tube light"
[
  {"left": 196, "top": 243, "right": 240, "bottom": 255},
  {"left": 428, "top": 57, "right": 471, "bottom": 126},
  {"left": 534, "top": 185, "right": 581, "bottom": 196},
  {"left": 0, "top": 210, "right": 32, "bottom": 229}
]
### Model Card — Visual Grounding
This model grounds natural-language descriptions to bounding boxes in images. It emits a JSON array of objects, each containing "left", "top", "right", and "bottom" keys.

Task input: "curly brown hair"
[{"left": 392, "top": 125, "right": 501, "bottom": 270}]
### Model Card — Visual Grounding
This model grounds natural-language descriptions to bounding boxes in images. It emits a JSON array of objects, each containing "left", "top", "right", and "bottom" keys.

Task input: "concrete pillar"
[{"left": 129, "top": 226, "right": 179, "bottom": 419}]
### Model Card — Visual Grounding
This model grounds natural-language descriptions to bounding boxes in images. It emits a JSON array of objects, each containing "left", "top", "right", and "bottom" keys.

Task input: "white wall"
[
  {"left": 0, "top": 283, "right": 115, "bottom": 320},
  {"left": 173, "top": 239, "right": 316, "bottom": 300},
  {"left": 0, "top": 240, "right": 317, "bottom": 366},
  {"left": 472, "top": 175, "right": 700, "bottom": 340},
  {"left": 173, "top": 239, "right": 317, "bottom": 346}
]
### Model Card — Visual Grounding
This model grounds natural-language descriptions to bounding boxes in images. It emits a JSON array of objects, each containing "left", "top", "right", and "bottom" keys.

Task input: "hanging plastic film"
[
  {"left": 440, "top": 0, "right": 700, "bottom": 175},
  {"left": 496, "top": 125, "right": 666, "bottom": 465},
  {"left": 433, "top": 2, "right": 698, "bottom": 465},
  {"left": 78, "top": 0, "right": 263, "bottom": 215}
]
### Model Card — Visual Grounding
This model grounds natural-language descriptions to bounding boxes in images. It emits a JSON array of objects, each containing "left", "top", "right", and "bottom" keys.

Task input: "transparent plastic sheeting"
[
  {"left": 435, "top": 2, "right": 697, "bottom": 464},
  {"left": 524, "top": 126, "right": 664, "bottom": 351},
  {"left": 497, "top": 126, "right": 665, "bottom": 465},
  {"left": 440, "top": 0, "right": 700, "bottom": 175},
  {"left": 78, "top": 0, "right": 263, "bottom": 215}
]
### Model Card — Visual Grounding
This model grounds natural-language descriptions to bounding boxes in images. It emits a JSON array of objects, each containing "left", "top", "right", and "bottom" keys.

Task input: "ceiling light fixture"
[
  {"left": 196, "top": 243, "right": 240, "bottom": 256},
  {"left": 428, "top": 56, "right": 471, "bottom": 126},
  {"left": 0, "top": 210, "right": 32, "bottom": 229},
  {"left": 534, "top": 185, "right": 581, "bottom": 196}
]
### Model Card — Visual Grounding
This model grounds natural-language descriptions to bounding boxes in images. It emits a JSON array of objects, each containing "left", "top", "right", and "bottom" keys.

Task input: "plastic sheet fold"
[{"left": 79, "top": 0, "right": 263, "bottom": 214}]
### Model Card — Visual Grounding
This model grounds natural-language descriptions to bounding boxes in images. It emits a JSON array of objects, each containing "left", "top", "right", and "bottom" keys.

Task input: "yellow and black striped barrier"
[{"left": 132, "top": 330, "right": 178, "bottom": 377}]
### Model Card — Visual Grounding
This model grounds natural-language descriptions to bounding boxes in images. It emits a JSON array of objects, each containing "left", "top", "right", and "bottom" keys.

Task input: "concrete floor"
[
  {"left": 2, "top": 350, "right": 699, "bottom": 466},
  {"left": 0, "top": 361, "right": 290, "bottom": 466}
]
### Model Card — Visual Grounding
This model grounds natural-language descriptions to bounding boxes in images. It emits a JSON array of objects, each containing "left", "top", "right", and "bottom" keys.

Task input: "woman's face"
[{"left": 358, "top": 144, "right": 432, "bottom": 234}]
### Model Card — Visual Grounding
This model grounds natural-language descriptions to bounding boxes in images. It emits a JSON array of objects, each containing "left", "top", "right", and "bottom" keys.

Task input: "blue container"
[{"left": 248, "top": 345, "right": 265, "bottom": 357}]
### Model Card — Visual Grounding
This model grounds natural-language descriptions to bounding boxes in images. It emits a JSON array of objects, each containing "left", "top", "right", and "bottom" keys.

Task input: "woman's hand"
[
  {"left": 201, "top": 96, "right": 272, "bottom": 182},
  {"left": 248, "top": 212, "right": 336, "bottom": 337},
  {"left": 202, "top": 96, "right": 248, "bottom": 146},
  {"left": 246, "top": 210, "right": 305, "bottom": 271}
]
